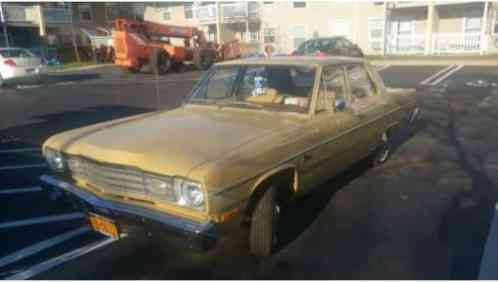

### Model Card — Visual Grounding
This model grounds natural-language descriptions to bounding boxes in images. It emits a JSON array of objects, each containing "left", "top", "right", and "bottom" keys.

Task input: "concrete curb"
[{"left": 48, "top": 64, "right": 114, "bottom": 73}]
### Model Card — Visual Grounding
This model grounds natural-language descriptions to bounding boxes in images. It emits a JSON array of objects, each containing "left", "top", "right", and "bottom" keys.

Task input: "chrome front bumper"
[{"left": 40, "top": 175, "right": 216, "bottom": 241}]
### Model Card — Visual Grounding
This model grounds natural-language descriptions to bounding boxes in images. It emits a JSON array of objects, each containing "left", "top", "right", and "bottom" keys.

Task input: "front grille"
[{"left": 67, "top": 156, "right": 146, "bottom": 195}]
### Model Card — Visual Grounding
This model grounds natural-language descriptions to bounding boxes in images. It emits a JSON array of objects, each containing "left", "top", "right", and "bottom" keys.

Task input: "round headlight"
[
  {"left": 177, "top": 179, "right": 204, "bottom": 209},
  {"left": 45, "top": 148, "right": 64, "bottom": 171}
]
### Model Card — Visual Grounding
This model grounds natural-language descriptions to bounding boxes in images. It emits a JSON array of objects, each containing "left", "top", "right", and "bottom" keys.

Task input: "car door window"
[
  {"left": 316, "top": 67, "right": 347, "bottom": 113},
  {"left": 201, "top": 68, "right": 239, "bottom": 99},
  {"left": 346, "top": 64, "right": 376, "bottom": 102}
]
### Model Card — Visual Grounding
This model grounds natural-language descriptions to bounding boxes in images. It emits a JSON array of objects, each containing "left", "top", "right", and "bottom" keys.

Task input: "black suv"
[{"left": 292, "top": 36, "right": 364, "bottom": 58}]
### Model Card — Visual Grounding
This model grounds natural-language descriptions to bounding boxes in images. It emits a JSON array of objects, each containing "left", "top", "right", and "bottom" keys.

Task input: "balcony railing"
[
  {"left": 432, "top": 32, "right": 480, "bottom": 54},
  {"left": 387, "top": 33, "right": 425, "bottom": 54},
  {"left": 195, "top": 5, "right": 217, "bottom": 23},
  {"left": 195, "top": 2, "right": 260, "bottom": 24},
  {"left": 43, "top": 7, "right": 72, "bottom": 24},
  {"left": 222, "top": 2, "right": 259, "bottom": 22}
]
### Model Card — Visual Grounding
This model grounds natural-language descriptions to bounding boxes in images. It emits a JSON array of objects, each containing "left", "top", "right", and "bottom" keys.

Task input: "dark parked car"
[{"left": 292, "top": 36, "right": 364, "bottom": 58}]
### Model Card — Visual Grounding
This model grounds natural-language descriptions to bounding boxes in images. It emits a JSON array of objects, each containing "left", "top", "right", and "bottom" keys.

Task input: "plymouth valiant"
[{"left": 41, "top": 56, "right": 418, "bottom": 257}]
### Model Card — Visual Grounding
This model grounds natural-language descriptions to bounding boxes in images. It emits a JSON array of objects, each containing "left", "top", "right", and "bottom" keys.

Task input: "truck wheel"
[
  {"left": 249, "top": 186, "right": 280, "bottom": 257},
  {"left": 151, "top": 49, "right": 171, "bottom": 75},
  {"left": 372, "top": 132, "right": 391, "bottom": 167},
  {"left": 195, "top": 49, "right": 215, "bottom": 70}
]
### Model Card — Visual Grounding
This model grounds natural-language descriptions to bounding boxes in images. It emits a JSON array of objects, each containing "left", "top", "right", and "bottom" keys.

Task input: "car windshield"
[
  {"left": 0, "top": 49, "right": 35, "bottom": 58},
  {"left": 188, "top": 65, "right": 317, "bottom": 113}
]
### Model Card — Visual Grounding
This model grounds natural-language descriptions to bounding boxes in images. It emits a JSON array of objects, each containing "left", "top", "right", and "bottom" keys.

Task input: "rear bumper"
[{"left": 40, "top": 174, "right": 220, "bottom": 250}]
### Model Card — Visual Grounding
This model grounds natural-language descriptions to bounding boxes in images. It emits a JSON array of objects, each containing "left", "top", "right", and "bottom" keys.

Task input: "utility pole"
[
  {"left": 37, "top": 4, "right": 47, "bottom": 59},
  {"left": 480, "top": 1, "right": 489, "bottom": 55},
  {"left": 382, "top": 2, "right": 390, "bottom": 56},
  {"left": 70, "top": 4, "right": 80, "bottom": 62},
  {"left": 215, "top": 2, "right": 222, "bottom": 44},
  {"left": 0, "top": 2, "right": 9, "bottom": 47}
]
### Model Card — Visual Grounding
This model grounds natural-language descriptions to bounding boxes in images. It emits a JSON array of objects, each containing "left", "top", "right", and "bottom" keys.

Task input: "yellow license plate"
[{"left": 88, "top": 213, "right": 119, "bottom": 238}]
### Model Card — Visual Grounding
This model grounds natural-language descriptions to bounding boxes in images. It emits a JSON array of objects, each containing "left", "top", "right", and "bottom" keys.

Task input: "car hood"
[{"left": 45, "top": 105, "right": 303, "bottom": 177}]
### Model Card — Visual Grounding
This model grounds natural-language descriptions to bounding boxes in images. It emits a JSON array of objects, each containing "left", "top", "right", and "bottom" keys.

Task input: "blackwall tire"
[{"left": 249, "top": 186, "right": 279, "bottom": 258}]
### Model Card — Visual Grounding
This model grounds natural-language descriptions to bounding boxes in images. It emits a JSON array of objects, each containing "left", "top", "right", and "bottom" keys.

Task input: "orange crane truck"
[{"left": 113, "top": 18, "right": 240, "bottom": 74}]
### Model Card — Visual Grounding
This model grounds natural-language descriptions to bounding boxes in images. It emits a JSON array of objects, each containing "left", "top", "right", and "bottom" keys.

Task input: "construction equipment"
[{"left": 113, "top": 19, "right": 240, "bottom": 74}]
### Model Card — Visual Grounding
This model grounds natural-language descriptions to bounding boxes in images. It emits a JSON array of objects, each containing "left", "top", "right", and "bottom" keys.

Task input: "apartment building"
[
  {"left": 0, "top": 2, "right": 144, "bottom": 59},
  {"left": 145, "top": 2, "right": 261, "bottom": 52},
  {"left": 146, "top": 1, "right": 498, "bottom": 56}
]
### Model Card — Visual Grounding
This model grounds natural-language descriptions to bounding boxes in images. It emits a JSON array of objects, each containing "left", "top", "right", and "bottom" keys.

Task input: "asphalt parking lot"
[{"left": 1, "top": 62, "right": 497, "bottom": 279}]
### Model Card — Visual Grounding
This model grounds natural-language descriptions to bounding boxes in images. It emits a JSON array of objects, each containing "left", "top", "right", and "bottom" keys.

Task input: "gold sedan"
[{"left": 41, "top": 57, "right": 418, "bottom": 257}]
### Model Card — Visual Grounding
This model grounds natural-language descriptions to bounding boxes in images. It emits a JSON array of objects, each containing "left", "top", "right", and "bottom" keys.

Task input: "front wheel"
[
  {"left": 151, "top": 49, "right": 171, "bottom": 75},
  {"left": 249, "top": 186, "right": 280, "bottom": 257}
]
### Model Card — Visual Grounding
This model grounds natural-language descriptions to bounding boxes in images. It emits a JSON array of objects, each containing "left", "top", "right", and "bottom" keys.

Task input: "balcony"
[
  {"left": 433, "top": 32, "right": 481, "bottom": 54},
  {"left": 194, "top": 2, "right": 260, "bottom": 24},
  {"left": 387, "top": 33, "right": 426, "bottom": 54},
  {"left": 221, "top": 2, "right": 260, "bottom": 23},
  {"left": 43, "top": 7, "right": 72, "bottom": 24},
  {"left": 195, "top": 4, "right": 217, "bottom": 24}
]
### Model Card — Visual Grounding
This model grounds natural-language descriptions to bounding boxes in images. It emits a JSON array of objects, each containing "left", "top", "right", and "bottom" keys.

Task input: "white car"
[{"left": 0, "top": 48, "right": 45, "bottom": 87}]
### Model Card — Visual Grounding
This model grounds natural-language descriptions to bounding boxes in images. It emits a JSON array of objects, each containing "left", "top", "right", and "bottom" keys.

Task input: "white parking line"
[
  {"left": 6, "top": 236, "right": 119, "bottom": 280},
  {"left": 0, "top": 213, "right": 85, "bottom": 230},
  {"left": 0, "top": 186, "right": 42, "bottom": 195},
  {"left": 419, "top": 65, "right": 456, "bottom": 85},
  {"left": 376, "top": 64, "right": 391, "bottom": 72},
  {"left": 429, "top": 65, "right": 463, "bottom": 86},
  {"left": 0, "top": 148, "right": 40, "bottom": 154},
  {"left": 0, "top": 226, "right": 90, "bottom": 268},
  {"left": 0, "top": 163, "right": 47, "bottom": 171}
]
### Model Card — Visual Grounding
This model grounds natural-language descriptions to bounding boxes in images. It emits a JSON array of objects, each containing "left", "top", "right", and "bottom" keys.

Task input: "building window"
[
  {"left": 293, "top": 1, "right": 306, "bottom": 8},
  {"left": 293, "top": 25, "right": 306, "bottom": 48},
  {"left": 106, "top": 3, "right": 120, "bottom": 22},
  {"left": 163, "top": 8, "right": 171, "bottom": 21},
  {"left": 494, "top": 16, "right": 498, "bottom": 34},
  {"left": 250, "top": 32, "right": 259, "bottom": 42},
  {"left": 264, "top": 28, "right": 275, "bottom": 43},
  {"left": 184, "top": 2, "right": 193, "bottom": 19},
  {"left": 78, "top": 4, "right": 92, "bottom": 22},
  {"left": 368, "top": 17, "right": 384, "bottom": 51},
  {"left": 134, "top": 4, "right": 145, "bottom": 21}
]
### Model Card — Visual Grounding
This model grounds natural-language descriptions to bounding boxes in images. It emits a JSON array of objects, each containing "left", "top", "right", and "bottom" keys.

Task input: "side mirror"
[{"left": 335, "top": 99, "right": 346, "bottom": 111}]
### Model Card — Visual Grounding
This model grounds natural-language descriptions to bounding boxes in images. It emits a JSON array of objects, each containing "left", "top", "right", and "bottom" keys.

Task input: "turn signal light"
[{"left": 4, "top": 59, "right": 16, "bottom": 67}]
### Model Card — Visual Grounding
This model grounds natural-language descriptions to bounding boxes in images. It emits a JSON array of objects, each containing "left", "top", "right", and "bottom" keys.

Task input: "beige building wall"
[{"left": 260, "top": 2, "right": 385, "bottom": 55}]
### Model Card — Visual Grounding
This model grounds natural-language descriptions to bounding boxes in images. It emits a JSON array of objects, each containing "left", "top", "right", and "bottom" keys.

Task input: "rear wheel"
[
  {"left": 249, "top": 186, "right": 280, "bottom": 257},
  {"left": 151, "top": 49, "right": 171, "bottom": 75}
]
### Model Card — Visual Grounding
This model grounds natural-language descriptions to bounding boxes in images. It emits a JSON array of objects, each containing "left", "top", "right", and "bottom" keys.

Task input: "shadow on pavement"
[
  {"left": 436, "top": 90, "right": 498, "bottom": 280},
  {"left": 0, "top": 105, "right": 153, "bottom": 148}
]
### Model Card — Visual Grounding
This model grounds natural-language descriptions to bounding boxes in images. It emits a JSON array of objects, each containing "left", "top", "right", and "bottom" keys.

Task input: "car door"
[
  {"left": 344, "top": 63, "right": 388, "bottom": 155},
  {"left": 301, "top": 65, "right": 363, "bottom": 191}
]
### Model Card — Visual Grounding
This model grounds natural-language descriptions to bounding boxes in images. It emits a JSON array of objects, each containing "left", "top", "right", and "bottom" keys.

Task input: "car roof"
[{"left": 216, "top": 56, "right": 365, "bottom": 68}]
